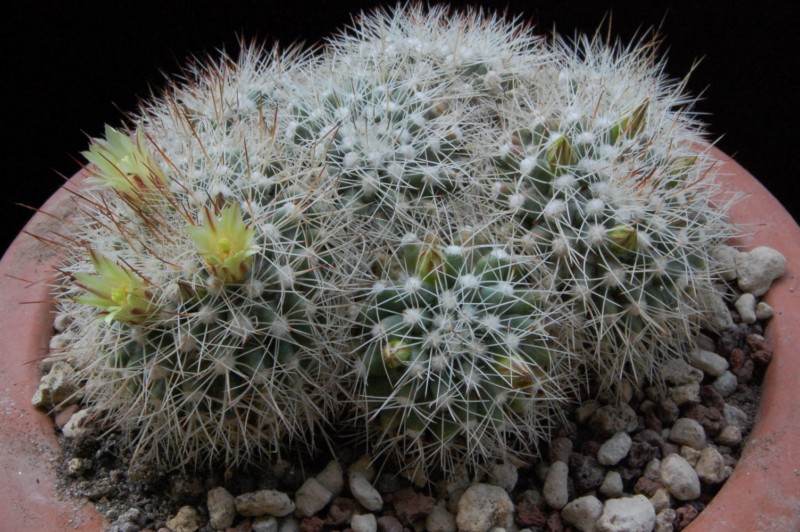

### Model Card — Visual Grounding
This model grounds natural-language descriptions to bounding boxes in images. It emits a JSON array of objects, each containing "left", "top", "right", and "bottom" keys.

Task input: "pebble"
[
  {"left": 680, "top": 445, "right": 701, "bottom": 467},
  {"left": 711, "top": 244, "right": 739, "bottom": 280},
  {"left": 279, "top": 518, "right": 299, "bottom": 532},
  {"left": 426, "top": 503, "right": 457, "bottom": 532},
  {"left": 31, "top": 361, "right": 80, "bottom": 409},
  {"left": 549, "top": 437, "right": 573, "bottom": 463},
  {"left": 349, "top": 472, "right": 383, "bottom": 512},
  {"left": 252, "top": 516, "right": 278, "bottom": 532},
  {"left": 660, "top": 454, "right": 701, "bottom": 500},
  {"left": 700, "top": 287, "right": 734, "bottom": 331},
  {"left": 597, "top": 432, "right": 632, "bottom": 466},
  {"left": 316, "top": 460, "right": 344, "bottom": 496},
  {"left": 644, "top": 458, "right": 662, "bottom": 481},
  {"left": 166, "top": 506, "right": 204, "bottom": 532},
  {"left": 66, "top": 457, "right": 90, "bottom": 478},
  {"left": 575, "top": 400, "right": 600, "bottom": 424},
  {"left": 695, "top": 446, "right": 730, "bottom": 484},
  {"left": 543, "top": 461, "right": 569, "bottom": 509},
  {"left": 755, "top": 301, "right": 774, "bottom": 320},
  {"left": 456, "top": 484, "right": 514, "bottom": 532},
  {"left": 61, "top": 408, "right": 92, "bottom": 439},
  {"left": 599, "top": 471, "right": 623, "bottom": 498},
  {"left": 735, "top": 246, "right": 786, "bottom": 296},
  {"left": 235, "top": 490, "right": 296, "bottom": 517},
  {"left": 570, "top": 453, "right": 606, "bottom": 492},
  {"left": 670, "top": 382, "right": 700, "bottom": 406},
  {"left": 595, "top": 495, "right": 655, "bottom": 532},
  {"left": 207, "top": 487, "right": 236, "bottom": 530},
  {"left": 735, "top": 293, "right": 757, "bottom": 323},
  {"left": 588, "top": 404, "right": 638, "bottom": 437},
  {"left": 654, "top": 508, "right": 677, "bottom": 532},
  {"left": 717, "top": 425, "right": 743, "bottom": 446},
  {"left": 689, "top": 348, "right": 729, "bottom": 377},
  {"left": 488, "top": 463, "right": 518, "bottom": 492},
  {"left": 376, "top": 515, "right": 403, "bottom": 532},
  {"left": 295, "top": 478, "right": 333, "bottom": 517},
  {"left": 560, "top": 495, "right": 603, "bottom": 531},
  {"left": 723, "top": 404, "right": 749, "bottom": 431},
  {"left": 668, "top": 418, "right": 707, "bottom": 449},
  {"left": 649, "top": 488, "right": 672, "bottom": 513},
  {"left": 351, "top": 513, "right": 378, "bottom": 532},
  {"left": 392, "top": 487, "right": 435, "bottom": 524},
  {"left": 713, "top": 371, "right": 739, "bottom": 397}
]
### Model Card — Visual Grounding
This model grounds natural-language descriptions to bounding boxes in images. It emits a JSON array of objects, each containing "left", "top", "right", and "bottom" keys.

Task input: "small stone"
[
  {"left": 575, "top": 400, "right": 601, "bottom": 424},
  {"left": 351, "top": 513, "right": 378, "bottom": 532},
  {"left": 627, "top": 440, "right": 659, "bottom": 469},
  {"left": 299, "top": 516, "right": 324, "bottom": 532},
  {"left": 392, "top": 487, "right": 435, "bottom": 525},
  {"left": 723, "top": 404, "right": 749, "bottom": 431},
  {"left": 649, "top": 488, "right": 672, "bottom": 513},
  {"left": 326, "top": 498, "right": 358, "bottom": 526},
  {"left": 695, "top": 446, "right": 729, "bottom": 484},
  {"left": 713, "top": 371, "right": 738, "bottom": 397},
  {"left": 668, "top": 418, "right": 707, "bottom": 449},
  {"left": 31, "top": 361, "right": 81, "bottom": 409},
  {"left": 543, "top": 461, "right": 569, "bottom": 510},
  {"left": 376, "top": 515, "right": 402, "bottom": 532},
  {"left": 717, "top": 425, "right": 742, "bottom": 446},
  {"left": 597, "top": 432, "right": 633, "bottom": 466},
  {"left": 252, "top": 516, "right": 279, "bottom": 532},
  {"left": 588, "top": 404, "right": 638, "bottom": 438},
  {"left": 660, "top": 454, "right": 701, "bottom": 500},
  {"left": 700, "top": 287, "right": 734, "bottom": 331},
  {"left": 684, "top": 404, "right": 724, "bottom": 437},
  {"left": 315, "top": 460, "right": 344, "bottom": 496},
  {"left": 349, "top": 472, "right": 383, "bottom": 512},
  {"left": 548, "top": 437, "right": 573, "bottom": 463},
  {"left": 736, "top": 246, "right": 786, "bottom": 296},
  {"left": 633, "top": 476, "right": 662, "bottom": 497},
  {"left": 670, "top": 381, "right": 700, "bottom": 406},
  {"left": 207, "top": 487, "right": 236, "bottom": 530},
  {"left": 570, "top": 453, "right": 605, "bottom": 492},
  {"left": 166, "top": 506, "right": 204, "bottom": 532},
  {"left": 599, "top": 471, "right": 624, "bottom": 498},
  {"left": 654, "top": 508, "right": 677, "bottom": 532},
  {"left": 644, "top": 458, "right": 662, "bottom": 481},
  {"left": 711, "top": 245, "right": 739, "bottom": 281},
  {"left": 595, "top": 495, "right": 655, "bottom": 532},
  {"left": 488, "top": 463, "right": 518, "bottom": 492},
  {"left": 560, "top": 495, "right": 602, "bottom": 531},
  {"left": 349, "top": 455, "right": 376, "bottom": 482},
  {"left": 235, "top": 490, "right": 295, "bottom": 517},
  {"left": 279, "top": 517, "right": 300, "bottom": 532},
  {"left": 66, "top": 457, "right": 90, "bottom": 478},
  {"left": 680, "top": 445, "right": 701, "bottom": 467},
  {"left": 735, "top": 293, "right": 757, "bottom": 324},
  {"left": 515, "top": 502, "right": 548, "bottom": 528},
  {"left": 294, "top": 478, "right": 332, "bottom": 517},
  {"left": 657, "top": 398, "right": 680, "bottom": 424},
  {"left": 688, "top": 348, "right": 729, "bottom": 377},
  {"left": 426, "top": 503, "right": 457, "bottom": 532},
  {"left": 456, "top": 484, "right": 514, "bottom": 532},
  {"left": 661, "top": 359, "right": 704, "bottom": 386},
  {"left": 61, "top": 409, "right": 92, "bottom": 439},
  {"left": 675, "top": 504, "right": 699, "bottom": 528},
  {"left": 755, "top": 301, "right": 774, "bottom": 320}
]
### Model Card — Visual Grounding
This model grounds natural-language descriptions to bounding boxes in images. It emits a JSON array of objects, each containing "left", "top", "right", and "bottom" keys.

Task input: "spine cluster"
[{"left": 46, "top": 5, "right": 732, "bottom": 479}]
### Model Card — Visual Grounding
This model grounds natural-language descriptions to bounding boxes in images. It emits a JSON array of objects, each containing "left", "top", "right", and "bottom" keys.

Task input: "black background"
[{"left": 3, "top": 1, "right": 797, "bottom": 254}]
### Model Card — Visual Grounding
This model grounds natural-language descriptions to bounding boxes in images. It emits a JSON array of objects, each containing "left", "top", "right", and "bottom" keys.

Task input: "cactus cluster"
[{"left": 45, "top": 5, "right": 732, "bottom": 479}]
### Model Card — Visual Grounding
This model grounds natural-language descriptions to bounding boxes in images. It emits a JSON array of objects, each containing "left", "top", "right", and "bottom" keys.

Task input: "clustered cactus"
[{"left": 44, "top": 5, "right": 732, "bottom": 480}]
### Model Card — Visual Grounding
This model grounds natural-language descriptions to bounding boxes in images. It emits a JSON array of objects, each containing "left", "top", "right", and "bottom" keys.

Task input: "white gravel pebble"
[
  {"left": 456, "top": 484, "right": 514, "bottom": 532},
  {"left": 543, "top": 461, "right": 569, "bottom": 509},
  {"left": 736, "top": 246, "right": 786, "bottom": 296},
  {"left": 235, "top": 490, "right": 295, "bottom": 517},
  {"left": 711, "top": 245, "right": 739, "bottom": 281},
  {"left": 668, "top": 418, "right": 707, "bottom": 449},
  {"left": 599, "top": 471, "right": 624, "bottom": 498},
  {"left": 654, "top": 508, "right": 677, "bottom": 532},
  {"left": 279, "top": 518, "right": 299, "bottom": 532},
  {"left": 316, "top": 460, "right": 344, "bottom": 496},
  {"left": 670, "top": 382, "right": 700, "bottom": 406},
  {"left": 597, "top": 432, "right": 633, "bottom": 466},
  {"left": 661, "top": 454, "right": 702, "bottom": 500},
  {"left": 426, "top": 502, "right": 457, "bottom": 532},
  {"left": 561, "top": 495, "right": 603, "bottom": 531},
  {"left": 61, "top": 409, "right": 92, "bottom": 439},
  {"left": 723, "top": 404, "right": 749, "bottom": 430},
  {"left": 713, "top": 371, "right": 739, "bottom": 397},
  {"left": 695, "top": 446, "right": 730, "bottom": 484},
  {"left": 735, "top": 293, "right": 757, "bottom": 323},
  {"left": 595, "top": 495, "right": 655, "bottom": 532},
  {"left": 755, "top": 301, "right": 774, "bottom": 320},
  {"left": 294, "top": 477, "right": 332, "bottom": 517},
  {"left": 661, "top": 358, "right": 704, "bottom": 385},
  {"left": 488, "top": 463, "right": 518, "bottom": 492},
  {"left": 207, "top": 487, "right": 236, "bottom": 530},
  {"left": 349, "top": 472, "right": 383, "bottom": 511},
  {"left": 167, "top": 505, "right": 204, "bottom": 532},
  {"left": 688, "top": 348, "right": 729, "bottom": 377},
  {"left": 252, "top": 516, "right": 278, "bottom": 532},
  {"left": 649, "top": 488, "right": 672, "bottom": 513},
  {"left": 351, "top": 513, "right": 378, "bottom": 532},
  {"left": 717, "top": 425, "right": 743, "bottom": 446},
  {"left": 680, "top": 445, "right": 701, "bottom": 467},
  {"left": 700, "top": 287, "right": 735, "bottom": 331}
]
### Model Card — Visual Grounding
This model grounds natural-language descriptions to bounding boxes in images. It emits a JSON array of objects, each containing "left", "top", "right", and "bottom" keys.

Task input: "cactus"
[
  {"left": 350, "top": 231, "right": 574, "bottom": 479},
  {"left": 51, "top": 46, "right": 363, "bottom": 469}
]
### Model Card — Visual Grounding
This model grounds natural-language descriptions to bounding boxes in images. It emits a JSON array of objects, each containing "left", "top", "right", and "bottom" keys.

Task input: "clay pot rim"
[{"left": 0, "top": 148, "right": 798, "bottom": 530}]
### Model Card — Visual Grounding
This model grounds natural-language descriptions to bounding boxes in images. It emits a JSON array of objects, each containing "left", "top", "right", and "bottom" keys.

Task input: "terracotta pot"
[{"left": 1, "top": 150, "right": 798, "bottom": 530}]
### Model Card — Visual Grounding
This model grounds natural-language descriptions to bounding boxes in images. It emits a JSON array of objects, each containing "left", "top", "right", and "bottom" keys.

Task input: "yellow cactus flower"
[
  {"left": 186, "top": 203, "right": 259, "bottom": 284},
  {"left": 74, "top": 250, "right": 159, "bottom": 325},
  {"left": 83, "top": 125, "right": 169, "bottom": 202}
]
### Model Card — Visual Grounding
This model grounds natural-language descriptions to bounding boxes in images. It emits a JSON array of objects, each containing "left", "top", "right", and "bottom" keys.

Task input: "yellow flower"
[
  {"left": 74, "top": 250, "right": 159, "bottom": 325},
  {"left": 83, "top": 125, "right": 169, "bottom": 202},
  {"left": 186, "top": 203, "right": 259, "bottom": 284}
]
